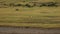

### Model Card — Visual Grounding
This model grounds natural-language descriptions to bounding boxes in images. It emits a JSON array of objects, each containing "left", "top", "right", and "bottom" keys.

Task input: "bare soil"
[{"left": 0, "top": 27, "right": 60, "bottom": 34}]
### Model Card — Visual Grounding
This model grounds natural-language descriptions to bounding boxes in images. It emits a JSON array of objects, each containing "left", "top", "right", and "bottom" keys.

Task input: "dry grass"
[
  {"left": 0, "top": 4, "right": 60, "bottom": 28},
  {"left": 0, "top": 23, "right": 60, "bottom": 28}
]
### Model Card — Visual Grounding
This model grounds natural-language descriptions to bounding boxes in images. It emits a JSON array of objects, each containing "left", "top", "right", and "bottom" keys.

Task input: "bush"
[
  {"left": 33, "top": 3, "right": 43, "bottom": 7},
  {"left": 46, "top": 2, "right": 58, "bottom": 7},
  {"left": 39, "top": 2, "right": 58, "bottom": 7},
  {"left": 14, "top": 4, "right": 22, "bottom": 7},
  {"left": 9, "top": 3, "right": 15, "bottom": 7},
  {"left": 16, "top": 9, "right": 19, "bottom": 11},
  {"left": 25, "top": 4, "right": 33, "bottom": 8}
]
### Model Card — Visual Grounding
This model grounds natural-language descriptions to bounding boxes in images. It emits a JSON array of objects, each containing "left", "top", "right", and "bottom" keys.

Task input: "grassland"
[
  {"left": 0, "top": 7, "right": 60, "bottom": 28},
  {"left": 0, "top": 0, "right": 60, "bottom": 28}
]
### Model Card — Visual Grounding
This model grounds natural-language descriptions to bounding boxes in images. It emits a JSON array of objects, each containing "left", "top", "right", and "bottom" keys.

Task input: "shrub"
[
  {"left": 46, "top": 2, "right": 58, "bottom": 7},
  {"left": 14, "top": 4, "right": 22, "bottom": 7},
  {"left": 16, "top": 9, "right": 19, "bottom": 11},
  {"left": 25, "top": 4, "right": 33, "bottom": 8},
  {"left": 9, "top": 3, "right": 15, "bottom": 7},
  {"left": 40, "top": 2, "right": 58, "bottom": 7}
]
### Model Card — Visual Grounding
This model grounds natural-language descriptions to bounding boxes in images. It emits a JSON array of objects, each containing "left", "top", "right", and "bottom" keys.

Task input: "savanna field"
[{"left": 0, "top": 0, "right": 60, "bottom": 28}]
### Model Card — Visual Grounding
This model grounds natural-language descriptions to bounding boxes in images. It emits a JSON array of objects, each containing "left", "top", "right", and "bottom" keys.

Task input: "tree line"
[{"left": 0, "top": 2, "right": 59, "bottom": 8}]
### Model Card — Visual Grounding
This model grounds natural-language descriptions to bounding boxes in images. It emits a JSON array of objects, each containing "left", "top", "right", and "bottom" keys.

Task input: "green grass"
[{"left": 0, "top": 7, "right": 60, "bottom": 28}]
